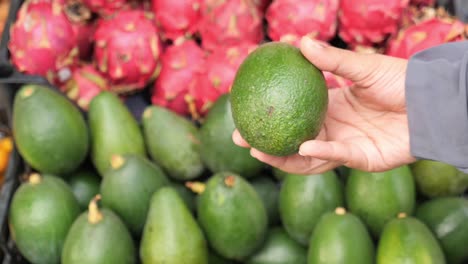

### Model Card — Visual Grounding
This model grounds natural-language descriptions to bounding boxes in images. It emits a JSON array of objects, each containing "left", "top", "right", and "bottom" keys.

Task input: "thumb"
[{"left": 300, "top": 36, "right": 379, "bottom": 84}]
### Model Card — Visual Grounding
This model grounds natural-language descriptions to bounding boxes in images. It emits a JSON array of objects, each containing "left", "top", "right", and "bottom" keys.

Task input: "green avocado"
[
  {"left": 410, "top": 160, "right": 468, "bottom": 198},
  {"left": 279, "top": 171, "right": 344, "bottom": 246},
  {"left": 230, "top": 42, "right": 328, "bottom": 156},
  {"left": 142, "top": 105, "right": 204, "bottom": 181},
  {"left": 9, "top": 174, "right": 81, "bottom": 264},
  {"left": 197, "top": 172, "right": 268, "bottom": 261},
  {"left": 200, "top": 94, "right": 264, "bottom": 178},
  {"left": 67, "top": 170, "right": 101, "bottom": 211},
  {"left": 377, "top": 215, "right": 446, "bottom": 264},
  {"left": 247, "top": 227, "right": 307, "bottom": 264},
  {"left": 100, "top": 154, "right": 169, "bottom": 235},
  {"left": 88, "top": 91, "right": 146, "bottom": 176},
  {"left": 140, "top": 187, "right": 208, "bottom": 264},
  {"left": 61, "top": 199, "right": 136, "bottom": 264},
  {"left": 416, "top": 197, "right": 468, "bottom": 264},
  {"left": 13, "top": 85, "right": 89, "bottom": 174},
  {"left": 307, "top": 208, "right": 375, "bottom": 264},
  {"left": 346, "top": 166, "right": 416, "bottom": 238},
  {"left": 250, "top": 176, "right": 280, "bottom": 225}
]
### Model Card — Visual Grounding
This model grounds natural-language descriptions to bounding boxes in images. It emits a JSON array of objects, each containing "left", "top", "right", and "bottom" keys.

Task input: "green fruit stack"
[{"left": 7, "top": 40, "right": 468, "bottom": 264}]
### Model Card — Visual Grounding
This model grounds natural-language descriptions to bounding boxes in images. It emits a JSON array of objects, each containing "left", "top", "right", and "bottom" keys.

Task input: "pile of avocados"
[
  {"left": 7, "top": 42, "right": 468, "bottom": 264},
  {"left": 8, "top": 83, "right": 468, "bottom": 264}
]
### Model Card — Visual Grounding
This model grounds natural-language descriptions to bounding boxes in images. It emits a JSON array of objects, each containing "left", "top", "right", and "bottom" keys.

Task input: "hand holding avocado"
[{"left": 232, "top": 36, "right": 415, "bottom": 175}]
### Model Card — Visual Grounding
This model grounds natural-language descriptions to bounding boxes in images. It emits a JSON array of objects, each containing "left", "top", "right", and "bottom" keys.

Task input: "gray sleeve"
[{"left": 405, "top": 41, "right": 468, "bottom": 173}]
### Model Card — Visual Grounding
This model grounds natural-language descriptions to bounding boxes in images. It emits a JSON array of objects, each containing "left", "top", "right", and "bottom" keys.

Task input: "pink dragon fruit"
[
  {"left": 199, "top": 0, "right": 264, "bottom": 51},
  {"left": 80, "top": 0, "right": 128, "bottom": 17},
  {"left": 152, "top": 0, "right": 202, "bottom": 41},
  {"left": 203, "top": 44, "right": 256, "bottom": 94},
  {"left": 151, "top": 39, "right": 206, "bottom": 116},
  {"left": 94, "top": 10, "right": 162, "bottom": 94},
  {"left": 266, "top": 0, "right": 339, "bottom": 45},
  {"left": 386, "top": 17, "right": 467, "bottom": 59},
  {"left": 185, "top": 73, "right": 219, "bottom": 121},
  {"left": 338, "top": 0, "right": 410, "bottom": 46},
  {"left": 185, "top": 44, "right": 256, "bottom": 119},
  {"left": 9, "top": 0, "right": 78, "bottom": 84},
  {"left": 61, "top": 64, "right": 109, "bottom": 110},
  {"left": 323, "top": 71, "right": 353, "bottom": 89}
]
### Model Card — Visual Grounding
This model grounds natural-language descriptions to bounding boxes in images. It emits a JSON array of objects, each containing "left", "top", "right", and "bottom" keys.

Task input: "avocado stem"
[
  {"left": 186, "top": 181, "right": 206, "bottom": 194},
  {"left": 143, "top": 108, "right": 152, "bottom": 119},
  {"left": 21, "top": 87, "right": 35, "bottom": 98},
  {"left": 335, "top": 207, "right": 347, "bottom": 215},
  {"left": 28, "top": 173, "right": 42, "bottom": 185},
  {"left": 110, "top": 154, "right": 125, "bottom": 170},
  {"left": 224, "top": 175, "right": 235, "bottom": 187},
  {"left": 397, "top": 212, "right": 407, "bottom": 219},
  {"left": 88, "top": 194, "right": 103, "bottom": 224}
]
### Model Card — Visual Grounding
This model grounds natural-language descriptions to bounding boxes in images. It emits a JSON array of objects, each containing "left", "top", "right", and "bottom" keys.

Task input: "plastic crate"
[{"left": 0, "top": 84, "right": 27, "bottom": 264}]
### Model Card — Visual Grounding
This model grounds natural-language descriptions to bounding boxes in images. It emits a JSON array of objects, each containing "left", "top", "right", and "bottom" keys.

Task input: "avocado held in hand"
[{"left": 230, "top": 42, "right": 328, "bottom": 156}]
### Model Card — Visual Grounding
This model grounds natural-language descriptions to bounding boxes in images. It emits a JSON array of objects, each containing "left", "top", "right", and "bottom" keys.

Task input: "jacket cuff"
[{"left": 405, "top": 42, "right": 468, "bottom": 171}]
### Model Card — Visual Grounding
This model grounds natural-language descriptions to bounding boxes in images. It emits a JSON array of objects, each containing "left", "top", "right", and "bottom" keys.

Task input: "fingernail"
[
  {"left": 298, "top": 149, "right": 305, "bottom": 156},
  {"left": 250, "top": 148, "right": 257, "bottom": 158},
  {"left": 302, "top": 36, "right": 326, "bottom": 49},
  {"left": 232, "top": 137, "right": 240, "bottom": 146}
]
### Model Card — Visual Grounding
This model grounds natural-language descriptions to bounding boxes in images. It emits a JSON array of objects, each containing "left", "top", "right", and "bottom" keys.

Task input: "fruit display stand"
[{"left": 0, "top": 0, "right": 468, "bottom": 263}]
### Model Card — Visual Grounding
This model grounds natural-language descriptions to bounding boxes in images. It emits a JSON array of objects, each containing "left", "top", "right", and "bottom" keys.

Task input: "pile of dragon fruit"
[{"left": 7, "top": 0, "right": 467, "bottom": 119}]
